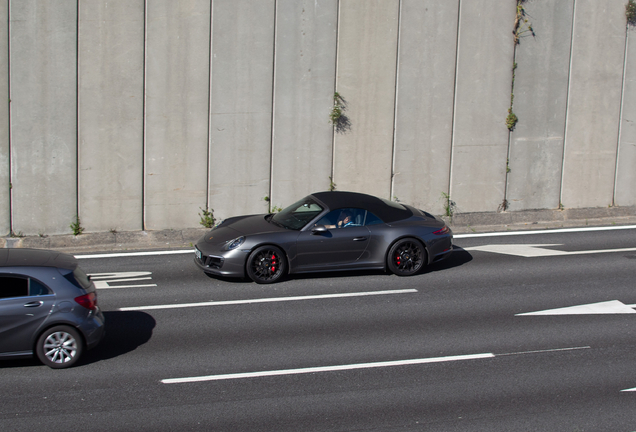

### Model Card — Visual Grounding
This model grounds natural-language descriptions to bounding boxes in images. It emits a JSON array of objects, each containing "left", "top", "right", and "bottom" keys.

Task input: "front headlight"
[{"left": 225, "top": 236, "right": 245, "bottom": 250}]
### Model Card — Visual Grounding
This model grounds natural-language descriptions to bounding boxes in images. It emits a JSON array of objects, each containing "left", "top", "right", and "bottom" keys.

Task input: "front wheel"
[
  {"left": 36, "top": 325, "right": 84, "bottom": 369},
  {"left": 246, "top": 245, "right": 287, "bottom": 284},
  {"left": 387, "top": 238, "right": 426, "bottom": 276}
]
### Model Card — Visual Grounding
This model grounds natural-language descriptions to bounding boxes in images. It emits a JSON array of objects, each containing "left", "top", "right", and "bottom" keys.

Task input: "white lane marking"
[
  {"left": 161, "top": 346, "right": 591, "bottom": 384},
  {"left": 75, "top": 249, "right": 194, "bottom": 259},
  {"left": 455, "top": 225, "right": 636, "bottom": 239},
  {"left": 621, "top": 387, "right": 636, "bottom": 392},
  {"left": 463, "top": 244, "right": 636, "bottom": 257},
  {"left": 516, "top": 300, "right": 636, "bottom": 316},
  {"left": 118, "top": 289, "right": 418, "bottom": 311},
  {"left": 88, "top": 272, "right": 158, "bottom": 289},
  {"left": 162, "top": 353, "right": 496, "bottom": 384}
]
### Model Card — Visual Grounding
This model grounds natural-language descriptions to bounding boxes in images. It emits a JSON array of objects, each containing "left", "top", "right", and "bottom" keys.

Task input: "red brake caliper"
[{"left": 271, "top": 254, "right": 277, "bottom": 272}]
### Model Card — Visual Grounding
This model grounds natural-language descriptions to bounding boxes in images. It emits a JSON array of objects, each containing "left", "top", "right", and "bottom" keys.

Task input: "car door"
[
  {"left": 0, "top": 276, "right": 55, "bottom": 355},
  {"left": 294, "top": 208, "right": 371, "bottom": 270}
]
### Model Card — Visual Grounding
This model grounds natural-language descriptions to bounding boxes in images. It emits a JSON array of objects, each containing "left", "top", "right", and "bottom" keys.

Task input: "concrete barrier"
[
  {"left": 0, "top": 0, "right": 8, "bottom": 235},
  {"left": 449, "top": 0, "right": 517, "bottom": 213},
  {"left": 208, "top": 0, "right": 276, "bottom": 220},
  {"left": 561, "top": 0, "right": 626, "bottom": 208},
  {"left": 270, "top": 0, "right": 338, "bottom": 209},
  {"left": 392, "top": 0, "right": 459, "bottom": 215},
  {"left": 332, "top": 0, "right": 399, "bottom": 199},
  {"left": 616, "top": 27, "right": 636, "bottom": 206},
  {"left": 78, "top": 0, "right": 145, "bottom": 232},
  {"left": 506, "top": 0, "right": 574, "bottom": 211},
  {"left": 144, "top": 0, "right": 210, "bottom": 229},
  {"left": 10, "top": 0, "right": 78, "bottom": 235}
]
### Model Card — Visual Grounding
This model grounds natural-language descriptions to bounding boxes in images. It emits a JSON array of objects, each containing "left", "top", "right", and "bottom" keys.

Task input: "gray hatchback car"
[{"left": 0, "top": 248, "right": 105, "bottom": 368}]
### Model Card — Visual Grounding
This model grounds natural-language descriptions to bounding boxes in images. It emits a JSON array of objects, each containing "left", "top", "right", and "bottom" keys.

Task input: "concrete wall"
[
  {"left": 561, "top": 0, "right": 627, "bottom": 208},
  {"left": 78, "top": 0, "right": 145, "bottom": 232},
  {"left": 10, "top": 0, "right": 77, "bottom": 235},
  {"left": 506, "top": 0, "right": 574, "bottom": 211},
  {"left": 616, "top": 25, "right": 636, "bottom": 206},
  {"left": 2, "top": 0, "right": 635, "bottom": 236},
  {"left": 449, "top": 0, "right": 517, "bottom": 214},
  {"left": 0, "top": 1, "right": 8, "bottom": 235}
]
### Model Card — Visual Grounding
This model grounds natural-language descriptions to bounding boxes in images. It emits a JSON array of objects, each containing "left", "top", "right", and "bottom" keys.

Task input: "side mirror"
[{"left": 311, "top": 225, "right": 328, "bottom": 235}]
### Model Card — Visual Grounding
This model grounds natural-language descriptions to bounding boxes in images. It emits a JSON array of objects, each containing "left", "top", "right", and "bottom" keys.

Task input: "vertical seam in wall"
[
  {"left": 268, "top": 0, "right": 277, "bottom": 210},
  {"left": 142, "top": 0, "right": 148, "bottom": 230},
  {"left": 206, "top": 0, "right": 213, "bottom": 211},
  {"left": 613, "top": 26, "right": 630, "bottom": 206},
  {"left": 504, "top": 20, "right": 518, "bottom": 210},
  {"left": 75, "top": 0, "right": 80, "bottom": 221},
  {"left": 331, "top": 0, "right": 341, "bottom": 185},
  {"left": 559, "top": 0, "right": 576, "bottom": 208},
  {"left": 389, "top": 0, "right": 402, "bottom": 201},
  {"left": 448, "top": 0, "right": 461, "bottom": 199},
  {"left": 7, "top": 0, "right": 12, "bottom": 235}
]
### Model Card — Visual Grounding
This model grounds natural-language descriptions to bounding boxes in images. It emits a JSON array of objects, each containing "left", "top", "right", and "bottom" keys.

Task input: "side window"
[
  {"left": 0, "top": 276, "right": 29, "bottom": 299},
  {"left": 316, "top": 208, "right": 377, "bottom": 228},
  {"left": 29, "top": 279, "right": 51, "bottom": 296}
]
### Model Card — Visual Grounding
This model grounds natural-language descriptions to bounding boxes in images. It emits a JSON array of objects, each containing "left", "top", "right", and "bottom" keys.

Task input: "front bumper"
[{"left": 194, "top": 246, "right": 249, "bottom": 278}]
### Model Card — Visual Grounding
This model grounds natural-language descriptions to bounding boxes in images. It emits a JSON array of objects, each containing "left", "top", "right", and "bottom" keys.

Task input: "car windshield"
[{"left": 270, "top": 197, "right": 324, "bottom": 230}]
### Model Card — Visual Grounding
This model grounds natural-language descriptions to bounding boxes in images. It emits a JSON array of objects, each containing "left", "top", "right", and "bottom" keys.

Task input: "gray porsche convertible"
[{"left": 194, "top": 191, "right": 453, "bottom": 284}]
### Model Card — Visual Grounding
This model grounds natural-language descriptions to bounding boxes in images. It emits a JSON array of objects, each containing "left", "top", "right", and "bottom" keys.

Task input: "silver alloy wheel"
[{"left": 43, "top": 331, "right": 78, "bottom": 365}]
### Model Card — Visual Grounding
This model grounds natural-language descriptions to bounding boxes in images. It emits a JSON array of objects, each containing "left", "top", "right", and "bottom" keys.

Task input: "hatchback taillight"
[
  {"left": 433, "top": 226, "right": 450, "bottom": 235},
  {"left": 74, "top": 292, "right": 98, "bottom": 310}
]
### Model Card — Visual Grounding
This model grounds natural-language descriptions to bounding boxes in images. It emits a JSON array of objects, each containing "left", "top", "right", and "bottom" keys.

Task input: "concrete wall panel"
[
  {"left": 392, "top": 0, "right": 459, "bottom": 214},
  {"left": 449, "top": 0, "right": 517, "bottom": 214},
  {"left": 145, "top": 0, "right": 210, "bottom": 229},
  {"left": 561, "top": 0, "right": 626, "bottom": 208},
  {"left": 0, "top": 0, "right": 8, "bottom": 235},
  {"left": 616, "top": 28, "right": 636, "bottom": 206},
  {"left": 269, "top": 0, "right": 337, "bottom": 210},
  {"left": 332, "top": 0, "right": 399, "bottom": 199},
  {"left": 78, "top": 0, "right": 144, "bottom": 232},
  {"left": 506, "top": 0, "right": 574, "bottom": 211},
  {"left": 10, "top": 0, "right": 77, "bottom": 235},
  {"left": 209, "top": 0, "right": 275, "bottom": 220}
]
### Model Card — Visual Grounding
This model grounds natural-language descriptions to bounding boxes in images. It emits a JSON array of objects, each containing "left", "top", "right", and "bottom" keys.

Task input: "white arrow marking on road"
[
  {"left": 516, "top": 300, "right": 636, "bottom": 316},
  {"left": 88, "top": 272, "right": 157, "bottom": 289},
  {"left": 464, "top": 244, "right": 636, "bottom": 257},
  {"left": 621, "top": 387, "right": 636, "bottom": 392}
]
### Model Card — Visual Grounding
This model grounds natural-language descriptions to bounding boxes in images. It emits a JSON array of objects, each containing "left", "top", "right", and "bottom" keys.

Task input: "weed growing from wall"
[
  {"left": 70, "top": 215, "right": 84, "bottom": 236},
  {"left": 330, "top": 92, "right": 351, "bottom": 133},
  {"left": 199, "top": 207, "right": 216, "bottom": 228},
  {"left": 441, "top": 192, "right": 456, "bottom": 219},
  {"left": 328, "top": 176, "right": 336, "bottom": 191},
  {"left": 627, "top": 0, "right": 636, "bottom": 27}
]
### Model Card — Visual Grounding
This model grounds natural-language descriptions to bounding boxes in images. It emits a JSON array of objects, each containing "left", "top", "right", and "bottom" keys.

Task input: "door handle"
[
  {"left": 353, "top": 237, "right": 368, "bottom": 241},
  {"left": 24, "top": 301, "right": 43, "bottom": 308}
]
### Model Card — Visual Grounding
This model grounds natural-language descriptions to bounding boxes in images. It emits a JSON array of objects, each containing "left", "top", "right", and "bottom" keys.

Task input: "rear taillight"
[
  {"left": 433, "top": 226, "right": 450, "bottom": 235},
  {"left": 74, "top": 292, "right": 98, "bottom": 310}
]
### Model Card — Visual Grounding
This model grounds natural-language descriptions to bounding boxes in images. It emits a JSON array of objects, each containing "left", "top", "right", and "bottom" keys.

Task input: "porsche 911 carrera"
[{"left": 194, "top": 191, "right": 453, "bottom": 284}]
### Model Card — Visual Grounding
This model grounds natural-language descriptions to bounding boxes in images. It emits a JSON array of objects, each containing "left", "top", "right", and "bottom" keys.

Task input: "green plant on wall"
[
  {"left": 441, "top": 192, "right": 456, "bottom": 219},
  {"left": 627, "top": 0, "right": 636, "bottom": 26},
  {"left": 328, "top": 176, "right": 336, "bottom": 191},
  {"left": 70, "top": 215, "right": 84, "bottom": 236},
  {"left": 330, "top": 92, "right": 351, "bottom": 133},
  {"left": 199, "top": 207, "right": 216, "bottom": 228},
  {"left": 507, "top": 2, "right": 535, "bottom": 132}
]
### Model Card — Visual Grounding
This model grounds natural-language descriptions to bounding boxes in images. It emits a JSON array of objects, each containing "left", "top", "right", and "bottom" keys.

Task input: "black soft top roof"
[
  {"left": 310, "top": 191, "right": 413, "bottom": 223},
  {"left": 0, "top": 248, "right": 78, "bottom": 270}
]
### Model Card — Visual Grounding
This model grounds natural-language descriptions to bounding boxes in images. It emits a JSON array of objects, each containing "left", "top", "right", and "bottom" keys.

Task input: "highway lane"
[{"left": 1, "top": 226, "right": 635, "bottom": 431}]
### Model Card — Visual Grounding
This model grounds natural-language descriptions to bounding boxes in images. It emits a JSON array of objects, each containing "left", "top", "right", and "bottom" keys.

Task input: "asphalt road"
[{"left": 1, "top": 226, "right": 636, "bottom": 431}]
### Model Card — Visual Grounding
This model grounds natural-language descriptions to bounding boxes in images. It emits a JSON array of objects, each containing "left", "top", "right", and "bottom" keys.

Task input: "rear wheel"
[
  {"left": 246, "top": 245, "right": 287, "bottom": 284},
  {"left": 387, "top": 238, "right": 426, "bottom": 276},
  {"left": 36, "top": 325, "right": 84, "bottom": 369}
]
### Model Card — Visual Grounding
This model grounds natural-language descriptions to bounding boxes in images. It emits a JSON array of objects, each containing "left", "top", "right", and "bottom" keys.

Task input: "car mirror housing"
[{"left": 311, "top": 225, "right": 328, "bottom": 234}]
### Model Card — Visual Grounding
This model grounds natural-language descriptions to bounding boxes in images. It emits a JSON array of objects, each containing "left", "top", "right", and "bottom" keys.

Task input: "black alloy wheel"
[
  {"left": 387, "top": 238, "right": 426, "bottom": 276},
  {"left": 246, "top": 245, "right": 287, "bottom": 284}
]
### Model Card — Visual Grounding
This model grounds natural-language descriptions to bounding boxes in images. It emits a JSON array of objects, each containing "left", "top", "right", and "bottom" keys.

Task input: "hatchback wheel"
[
  {"left": 246, "top": 246, "right": 287, "bottom": 284},
  {"left": 387, "top": 238, "right": 426, "bottom": 276},
  {"left": 36, "top": 326, "right": 84, "bottom": 369}
]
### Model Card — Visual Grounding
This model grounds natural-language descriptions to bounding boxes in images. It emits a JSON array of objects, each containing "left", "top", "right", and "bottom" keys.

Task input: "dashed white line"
[
  {"left": 455, "top": 224, "right": 636, "bottom": 239},
  {"left": 119, "top": 289, "right": 419, "bottom": 311}
]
